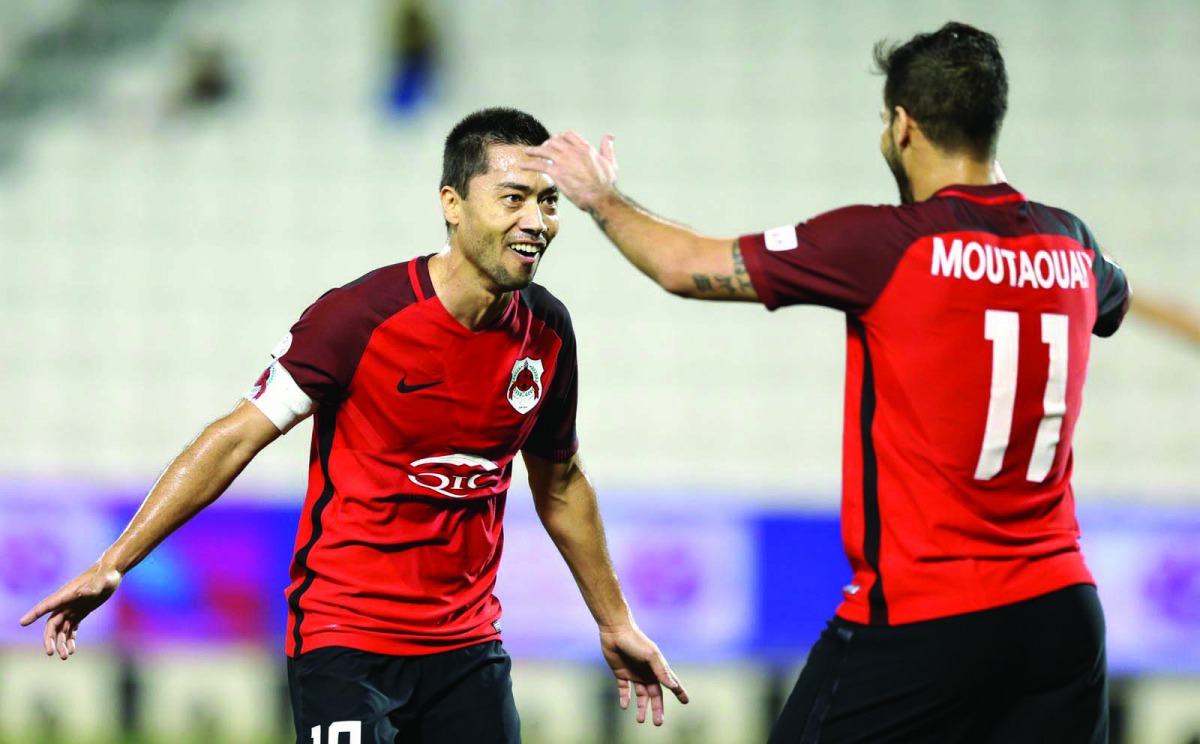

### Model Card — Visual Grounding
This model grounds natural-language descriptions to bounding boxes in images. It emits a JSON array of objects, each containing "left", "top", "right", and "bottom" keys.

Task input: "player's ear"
[
  {"left": 891, "top": 106, "right": 914, "bottom": 149},
  {"left": 440, "top": 186, "right": 462, "bottom": 227}
]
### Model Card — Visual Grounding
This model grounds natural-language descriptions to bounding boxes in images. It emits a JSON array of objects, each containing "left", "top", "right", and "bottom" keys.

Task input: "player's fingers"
[
  {"left": 648, "top": 682, "right": 666, "bottom": 726},
  {"left": 616, "top": 677, "right": 631, "bottom": 710},
  {"left": 666, "top": 675, "right": 689, "bottom": 704},
  {"left": 649, "top": 653, "right": 688, "bottom": 703},
  {"left": 523, "top": 140, "right": 572, "bottom": 171},
  {"left": 56, "top": 613, "right": 78, "bottom": 660},
  {"left": 518, "top": 158, "right": 552, "bottom": 175},
  {"left": 599, "top": 134, "right": 616, "bottom": 166},
  {"left": 533, "top": 135, "right": 577, "bottom": 163},
  {"left": 41, "top": 617, "right": 57, "bottom": 656},
  {"left": 526, "top": 138, "right": 570, "bottom": 157},
  {"left": 540, "top": 134, "right": 574, "bottom": 153},
  {"left": 521, "top": 145, "right": 556, "bottom": 169},
  {"left": 546, "top": 138, "right": 582, "bottom": 164},
  {"left": 43, "top": 611, "right": 69, "bottom": 656},
  {"left": 20, "top": 605, "right": 44, "bottom": 627},
  {"left": 562, "top": 130, "right": 592, "bottom": 151},
  {"left": 634, "top": 681, "right": 649, "bottom": 724},
  {"left": 56, "top": 625, "right": 70, "bottom": 660},
  {"left": 21, "top": 591, "right": 66, "bottom": 627},
  {"left": 68, "top": 628, "right": 78, "bottom": 656}
]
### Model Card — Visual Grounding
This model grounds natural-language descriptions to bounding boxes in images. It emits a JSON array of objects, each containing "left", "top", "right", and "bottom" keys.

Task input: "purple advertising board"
[{"left": 3, "top": 481, "right": 1198, "bottom": 674}]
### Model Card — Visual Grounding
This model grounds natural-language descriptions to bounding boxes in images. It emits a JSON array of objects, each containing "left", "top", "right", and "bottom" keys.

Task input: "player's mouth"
[{"left": 507, "top": 241, "right": 545, "bottom": 264}]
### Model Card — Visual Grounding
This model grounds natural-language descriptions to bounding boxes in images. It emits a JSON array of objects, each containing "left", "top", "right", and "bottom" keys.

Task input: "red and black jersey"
[
  {"left": 250, "top": 255, "right": 579, "bottom": 656},
  {"left": 739, "top": 183, "right": 1130, "bottom": 626}
]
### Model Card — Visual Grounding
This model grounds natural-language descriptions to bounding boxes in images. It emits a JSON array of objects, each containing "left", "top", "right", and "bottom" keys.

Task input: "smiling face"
[{"left": 442, "top": 143, "right": 560, "bottom": 292}]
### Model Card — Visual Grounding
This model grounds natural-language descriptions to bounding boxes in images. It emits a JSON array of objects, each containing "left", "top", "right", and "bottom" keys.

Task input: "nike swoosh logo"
[{"left": 397, "top": 376, "right": 444, "bottom": 394}]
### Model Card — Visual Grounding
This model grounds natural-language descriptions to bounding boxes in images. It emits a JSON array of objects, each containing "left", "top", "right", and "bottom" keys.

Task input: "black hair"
[
  {"left": 874, "top": 22, "right": 1008, "bottom": 160},
  {"left": 441, "top": 107, "right": 550, "bottom": 198}
]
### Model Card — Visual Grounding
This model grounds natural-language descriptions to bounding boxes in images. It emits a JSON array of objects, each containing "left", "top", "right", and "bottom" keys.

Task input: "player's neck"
[
  {"left": 910, "top": 152, "right": 1000, "bottom": 203},
  {"left": 427, "top": 250, "right": 513, "bottom": 331}
]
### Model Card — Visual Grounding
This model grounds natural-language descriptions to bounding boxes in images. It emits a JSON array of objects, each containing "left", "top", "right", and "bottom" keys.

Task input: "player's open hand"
[
  {"left": 522, "top": 131, "right": 618, "bottom": 213},
  {"left": 598, "top": 623, "right": 689, "bottom": 726},
  {"left": 19, "top": 563, "right": 123, "bottom": 660}
]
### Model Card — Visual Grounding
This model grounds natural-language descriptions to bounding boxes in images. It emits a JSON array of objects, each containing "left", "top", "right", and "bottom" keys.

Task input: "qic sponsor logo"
[{"left": 407, "top": 454, "right": 502, "bottom": 498}]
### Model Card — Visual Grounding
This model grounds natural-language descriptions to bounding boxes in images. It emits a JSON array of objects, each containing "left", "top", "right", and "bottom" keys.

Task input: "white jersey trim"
[{"left": 246, "top": 362, "right": 314, "bottom": 433}]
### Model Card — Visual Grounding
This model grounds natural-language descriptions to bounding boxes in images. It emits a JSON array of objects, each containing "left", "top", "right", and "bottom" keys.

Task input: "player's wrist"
[
  {"left": 582, "top": 186, "right": 623, "bottom": 224},
  {"left": 596, "top": 613, "right": 637, "bottom": 635},
  {"left": 95, "top": 550, "right": 131, "bottom": 578}
]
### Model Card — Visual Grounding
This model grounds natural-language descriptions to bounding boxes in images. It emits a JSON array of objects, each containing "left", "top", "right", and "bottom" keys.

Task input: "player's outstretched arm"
[
  {"left": 523, "top": 451, "right": 690, "bottom": 725},
  {"left": 19, "top": 400, "right": 281, "bottom": 659},
  {"left": 523, "top": 132, "right": 758, "bottom": 302},
  {"left": 1129, "top": 292, "right": 1200, "bottom": 350}
]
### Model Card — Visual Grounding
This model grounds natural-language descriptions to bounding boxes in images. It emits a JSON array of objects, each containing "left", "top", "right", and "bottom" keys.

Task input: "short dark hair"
[
  {"left": 874, "top": 22, "right": 1008, "bottom": 160},
  {"left": 441, "top": 107, "right": 550, "bottom": 198}
]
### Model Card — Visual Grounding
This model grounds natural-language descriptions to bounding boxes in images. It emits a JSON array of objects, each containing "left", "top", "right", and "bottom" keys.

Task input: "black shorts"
[
  {"left": 769, "top": 583, "right": 1108, "bottom": 744},
  {"left": 287, "top": 640, "right": 520, "bottom": 744}
]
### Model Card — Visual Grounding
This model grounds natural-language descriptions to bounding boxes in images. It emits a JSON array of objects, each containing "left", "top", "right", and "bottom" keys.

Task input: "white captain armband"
[{"left": 244, "top": 361, "right": 314, "bottom": 433}]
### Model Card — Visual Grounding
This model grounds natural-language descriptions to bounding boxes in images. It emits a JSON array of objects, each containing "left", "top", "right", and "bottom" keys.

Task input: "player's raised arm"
[
  {"left": 523, "top": 451, "right": 689, "bottom": 726},
  {"left": 523, "top": 132, "right": 758, "bottom": 302},
  {"left": 19, "top": 400, "right": 282, "bottom": 659}
]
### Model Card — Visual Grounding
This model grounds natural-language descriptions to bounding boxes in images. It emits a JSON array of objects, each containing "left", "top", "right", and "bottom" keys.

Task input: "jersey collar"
[
  {"left": 932, "top": 183, "right": 1028, "bottom": 206},
  {"left": 412, "top": 254, "right": 438, "bottom": 300},
  {"left": 414, "top": 253, "right": 520, "bottom": 334}
]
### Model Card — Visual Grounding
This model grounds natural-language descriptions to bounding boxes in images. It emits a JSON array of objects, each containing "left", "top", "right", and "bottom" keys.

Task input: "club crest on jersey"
[
  {"left": 247, "top": 364, "right": 275, "bottom": 401},
  {"left": 506, "top": 357, "right": 543, "bottom": 414}
]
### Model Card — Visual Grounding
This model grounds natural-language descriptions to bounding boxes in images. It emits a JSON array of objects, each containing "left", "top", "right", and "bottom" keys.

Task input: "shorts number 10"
[{"left": 311, "top": 721, "right": 363, "bottom": 744}]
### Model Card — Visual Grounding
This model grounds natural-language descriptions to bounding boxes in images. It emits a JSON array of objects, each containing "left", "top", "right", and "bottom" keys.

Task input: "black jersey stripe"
[
  {"left": 851, "top": 318, "right": 888, "bottom": 626},
  {"left": 287, "top": 402, "right": 340, "bottom": 654}
]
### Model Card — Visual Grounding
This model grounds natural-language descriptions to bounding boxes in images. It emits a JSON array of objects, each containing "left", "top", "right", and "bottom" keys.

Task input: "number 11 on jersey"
[{"left": 975, "top": 310, "right": 1069, "bottom": 482}]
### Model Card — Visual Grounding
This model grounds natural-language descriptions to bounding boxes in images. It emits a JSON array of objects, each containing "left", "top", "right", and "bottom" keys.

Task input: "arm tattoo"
[
  {"left": 586, "top": 205, "right": 610, "bottom": 236},
  {"left": 689, "top": 241, "right": 756, "bottom": 297},
  {"left": 589, "top": 192, "right": 654, "bottom": 238},
  {"left": 731, "top": 242, "right": 754, "bottom": 291}
]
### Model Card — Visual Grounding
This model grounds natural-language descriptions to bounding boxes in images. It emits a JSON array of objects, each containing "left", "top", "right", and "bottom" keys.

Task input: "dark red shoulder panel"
[{"left": 279, "top": 261, "right": 421, "bottom": 404}]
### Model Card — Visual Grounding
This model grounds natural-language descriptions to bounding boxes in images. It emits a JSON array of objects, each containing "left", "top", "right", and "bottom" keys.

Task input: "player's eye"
[
  {"left": 542, "top": 194, "right": 559, "bottom": 210},
  {"left": 502, "top": 193, "right": 523, "bottom": 205}
]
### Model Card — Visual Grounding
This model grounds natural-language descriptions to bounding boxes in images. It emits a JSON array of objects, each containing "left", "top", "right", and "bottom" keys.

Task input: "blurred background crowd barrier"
[{"left": 1, "top": 0, "right": 1197, "bottom": 742}]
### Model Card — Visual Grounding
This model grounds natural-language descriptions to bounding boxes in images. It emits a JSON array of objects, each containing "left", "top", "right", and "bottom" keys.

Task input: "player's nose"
[{"left": 517, "top": 202, "right": 548, "bottom": 234}]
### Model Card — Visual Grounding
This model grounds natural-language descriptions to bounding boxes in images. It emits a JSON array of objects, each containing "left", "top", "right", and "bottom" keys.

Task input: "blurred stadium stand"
[{"left": 1, "top": 0, "right": 1198, "bottom": 742}]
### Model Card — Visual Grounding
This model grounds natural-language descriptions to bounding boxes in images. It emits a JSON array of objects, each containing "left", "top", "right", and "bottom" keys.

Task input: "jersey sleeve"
[
  {"left": 244, "top": 285, "right": 376, "bottom": 432},
  {"left": 273, "top": 287, "right": 374, "bottom": 403},
  {"left": 522, "top": 310, "right": 580, "bottom": 462},
  {"left": 1090, "top": 251, "right": 1131, "bottom": 338},
  {"left": 738, "top": 205, "right": 916, "bottom": 314},
  {"left": 245, "top": 356, "right": 314, "bottom": 433},
  {"left": 1068, "top": 217, "right": 1130, "bottom": 337}
]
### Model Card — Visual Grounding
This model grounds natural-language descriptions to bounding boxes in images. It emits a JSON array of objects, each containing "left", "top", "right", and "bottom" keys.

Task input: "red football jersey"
[
  {"left": 740, "top": 183, "right": 1130, "bottom": 626},
  {"left": 250, "top": 256, "right": 579, "bottom": 656}
]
